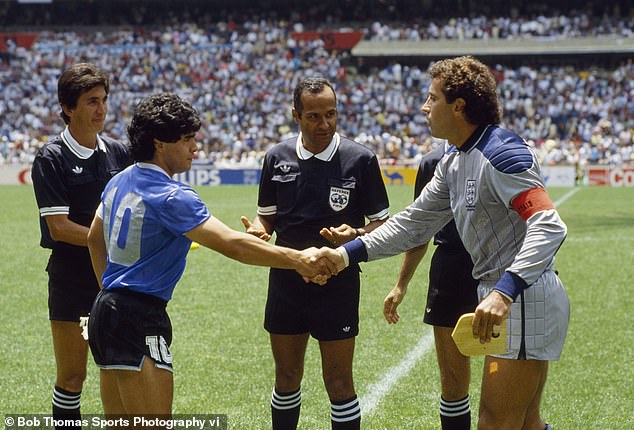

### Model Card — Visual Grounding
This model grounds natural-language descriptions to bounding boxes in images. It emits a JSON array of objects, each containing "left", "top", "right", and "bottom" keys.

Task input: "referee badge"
[{"left": 329, "top": 186, "right": 350, "bottom": 211}]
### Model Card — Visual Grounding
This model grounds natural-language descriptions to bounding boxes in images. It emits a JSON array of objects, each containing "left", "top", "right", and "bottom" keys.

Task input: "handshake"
[
  {"left": 295, "top": 246, "right": 347, "bottom": 285},
  {"left": 241, "top": 217, "right": 359, "bottom": 286}
]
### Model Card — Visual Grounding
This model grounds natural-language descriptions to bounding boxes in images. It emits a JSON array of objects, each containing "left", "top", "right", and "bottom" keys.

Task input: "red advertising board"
[
  {"left": 0, "top": 32, "right": 38, "bottom": 50},
  {"left": 587, "top": 166, "right": 634, "bottom": 186},
  {"left": 291, "top": 31, "right": 363, "bottom": 50}
]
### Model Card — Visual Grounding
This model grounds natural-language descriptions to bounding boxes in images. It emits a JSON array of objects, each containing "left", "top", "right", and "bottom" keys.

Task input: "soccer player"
[
  {"left": 383, "top": 141, "right": 479, "bottom": 430},
  {"left": 241, "top": 77, "right": 389, "bottom": 430},
  {"left": 86, "top": 92, "right": 335, "bottom": 415},
  {"left": 316, "top": 56, "right": 570, "bottom": 430},
  {"left": 31, "top": 63, "right": 131, "bottom": 427}
]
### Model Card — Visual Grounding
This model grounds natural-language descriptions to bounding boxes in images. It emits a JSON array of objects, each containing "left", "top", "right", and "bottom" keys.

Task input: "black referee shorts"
[
  {"left": 46, "top": 250, "right": 100, "bottom": 322},
  {"left": 424, "top": 246, "right": 479, "bottom": 327},
  {"left": 88, "top": 288, "right": 173, "bottom": 372},
  {"left": 265, "top": 267, "right": 360, "bottom": 341}
]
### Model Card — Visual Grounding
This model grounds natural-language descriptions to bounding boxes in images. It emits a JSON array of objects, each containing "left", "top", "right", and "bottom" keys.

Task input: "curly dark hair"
[
  {"left": 127, "top": 93, "right": 201, "bottom": 162},
  {"left": 293, "top": 77, "right": 336, "bottom": 118},
  {"left": 57, "top": 63, "right": 109, "bottom": 125},
  {"left": 428, "top": 56, "right": 502, "bottom": 126}
]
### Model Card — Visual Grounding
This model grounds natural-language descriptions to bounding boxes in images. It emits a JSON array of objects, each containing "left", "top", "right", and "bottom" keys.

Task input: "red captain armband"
[{"left": 511, "top": 187, "right": 555, "bottom": 221}]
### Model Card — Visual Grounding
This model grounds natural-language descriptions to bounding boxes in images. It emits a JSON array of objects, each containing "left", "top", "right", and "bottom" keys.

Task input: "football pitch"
[{"left": 0, "top": 184, "right": 632, "bottom": 429}]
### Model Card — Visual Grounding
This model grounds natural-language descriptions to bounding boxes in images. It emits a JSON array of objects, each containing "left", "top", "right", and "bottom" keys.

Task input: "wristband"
[{"left": 336, "top": 246, "right": 350, "bottom": 268}]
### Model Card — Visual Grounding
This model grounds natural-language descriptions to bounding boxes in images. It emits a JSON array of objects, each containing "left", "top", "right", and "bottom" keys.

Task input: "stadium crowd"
[
  {"left": 1, "top": 18, "right": 633, "bottom": 170},
  {"left": 367, "top": 12, "right": 634, "bottom": 41}
]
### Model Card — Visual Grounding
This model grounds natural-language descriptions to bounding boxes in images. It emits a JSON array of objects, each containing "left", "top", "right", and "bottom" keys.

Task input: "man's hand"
[
  {"left": 383, "top": 285, "right": 407, "bottom": 324},
  {"left": 299, "top": 247, "right": 347, "bottom": 285},
  {"left": 472, "top": 290, "right": 512, "bottom": 344},
  {"left": 320, "top": 223, "right": 358, "bottom": 246},
  {"left": 294, "top": 247, "right": 340, "bottom": 285},
  {"left": 240, "top": 216, "right": 271, "bottom": 241}
]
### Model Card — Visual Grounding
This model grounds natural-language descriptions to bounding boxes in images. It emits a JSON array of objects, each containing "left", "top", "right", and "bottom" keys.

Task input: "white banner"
[
  {"left": 541, "top": 166, "right": 576, "bottom": 187},
  {"left": 0, "top": 164, "right": 32, "bottom": 185}
]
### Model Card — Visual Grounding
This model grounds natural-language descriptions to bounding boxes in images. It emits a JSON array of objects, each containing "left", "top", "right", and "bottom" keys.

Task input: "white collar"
[
  {"left": 296, "top": 132, "right": 340, "bottom": 161},
  {"left": 61, "top": 127, "right": 107, "bottom": 159},
  {"left": 137, "top": 162, "right": 172, "bottom": 178}
]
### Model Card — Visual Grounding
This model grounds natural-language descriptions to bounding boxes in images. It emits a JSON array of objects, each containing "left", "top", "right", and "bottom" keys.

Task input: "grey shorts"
[{"left": 478, "top": 270, "right": 570, "bottom": 361}]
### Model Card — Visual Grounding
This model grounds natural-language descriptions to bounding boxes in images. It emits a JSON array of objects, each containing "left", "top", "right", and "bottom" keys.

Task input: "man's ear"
[
  {"left": 292, "top": 107, "right": 300, "bottom": 123},
  {"left": 454, "top": 98, "right": 466, "bottom": 114},
  {"left": 153, "top": 139, "right": 164, "bottom": 153},
  {"left": 62, "top": 104, "right": 73, "bottom": 119}
]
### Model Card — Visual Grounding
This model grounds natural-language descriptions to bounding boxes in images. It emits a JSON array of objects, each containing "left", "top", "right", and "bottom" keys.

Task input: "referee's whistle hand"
[
  {"left": 320, "top": 224, "right": 355, "bottom": 245},
  {"left": 241, "top": 216, "right": 271, "bottom": 241}
]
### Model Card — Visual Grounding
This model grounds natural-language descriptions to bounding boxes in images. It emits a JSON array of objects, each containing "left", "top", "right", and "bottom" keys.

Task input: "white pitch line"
[
  {"left": 361, "top": 330, "right": 435, "bottom": 416},
  {"left": 554, "top": 187, "right": 580, "bottom": 207},
  {"left": 360, "top": 188, "right": 579, "bottom": 416}
]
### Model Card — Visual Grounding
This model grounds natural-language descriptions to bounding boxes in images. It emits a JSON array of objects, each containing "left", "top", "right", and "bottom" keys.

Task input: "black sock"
[
  {"left": 331, "top": 395, "right": 361, "bottom": 430},
  {"left": 439, "top": 395, "right": 470, "bottom": 430},
  {"left": 52, "top": 386, "right": 82, "bottom": 430},
  {"left": 271, "top": 387, "right": 301, "bottom": 430}
]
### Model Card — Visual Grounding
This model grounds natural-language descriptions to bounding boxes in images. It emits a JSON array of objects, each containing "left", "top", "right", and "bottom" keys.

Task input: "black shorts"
[
  {"left": 88, "top": 288, "right": 173, "bottom": 372},
  {"left": 46, "top": 249, "right": 100, "bottom": 322},
  {"left": 264, "top": 267, "right": 360, "bottom": 341},
  {"left": 424, "top": 246, "right": 479, "bottom": 327}
]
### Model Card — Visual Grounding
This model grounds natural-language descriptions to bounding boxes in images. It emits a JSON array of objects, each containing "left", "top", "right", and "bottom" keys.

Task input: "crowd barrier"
[{"left": 2, "top": 163, "right": 625, "bottom": 188}]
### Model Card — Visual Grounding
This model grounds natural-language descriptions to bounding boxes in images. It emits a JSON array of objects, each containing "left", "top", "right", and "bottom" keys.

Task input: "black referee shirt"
[
  {"left": 32, "top": 128, "right": 131, "bottom": 250},
  {"left": 258, "top": 133, "right": 389, "bottom": 249},
  {"left": 414, "top": 143, "right": 466, "bottom": 251}
]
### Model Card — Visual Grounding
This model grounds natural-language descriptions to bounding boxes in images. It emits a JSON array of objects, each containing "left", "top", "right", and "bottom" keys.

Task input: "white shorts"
[{"left": 478, "top": 270, "right": 570, "bottom": 361}]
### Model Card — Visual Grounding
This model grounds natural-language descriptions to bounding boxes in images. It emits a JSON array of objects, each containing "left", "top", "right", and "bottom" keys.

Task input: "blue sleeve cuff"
[
  {"left": 342, "top": 238, "right": 368, "bottom": 264},
  {"left": 494, "top": 271, "right": 528, "bottom": 301}
]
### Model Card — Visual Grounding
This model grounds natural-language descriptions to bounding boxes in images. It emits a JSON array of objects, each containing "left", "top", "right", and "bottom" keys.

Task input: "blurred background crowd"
[{"left": 1, "top": 0, "right": 632, "bottom": 171}]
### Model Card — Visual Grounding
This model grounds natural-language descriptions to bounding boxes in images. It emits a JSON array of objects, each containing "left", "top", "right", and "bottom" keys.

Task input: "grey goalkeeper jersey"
[{"left": 354, "top": 125, "right": 567, "bottom": 298}]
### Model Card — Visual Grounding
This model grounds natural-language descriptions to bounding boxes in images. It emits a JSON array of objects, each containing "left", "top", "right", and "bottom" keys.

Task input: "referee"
[
  {"left": 31, "top": 63, "right": 130, "bottom": 427},
  {"left": 242, "top": 77, "right": 389, "bottom": 430},
  {"left": 383, "top": 142, "right": 479, "bottom": 430}
]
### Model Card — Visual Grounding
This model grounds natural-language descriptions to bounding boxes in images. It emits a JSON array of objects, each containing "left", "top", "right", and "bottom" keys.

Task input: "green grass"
[{"left": 1, "top": 185, "right": 633, "bottom": 429}]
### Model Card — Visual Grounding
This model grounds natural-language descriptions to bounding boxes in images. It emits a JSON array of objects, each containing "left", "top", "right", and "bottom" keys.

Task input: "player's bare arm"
[
  {"left": 45, "top": 214, "right": 90, "bottom": 246},
  {"left": 86, "top": 215, "right": 107, "bottom": 289},
  {"left": 186, "top": 216, "right": 336, "bottom": 281},
  {"left": 384, "top": 242, "right": 429, "bottom": 324}
]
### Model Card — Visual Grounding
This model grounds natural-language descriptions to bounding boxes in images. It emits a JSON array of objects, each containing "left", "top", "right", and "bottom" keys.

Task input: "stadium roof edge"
[{"left": 351, "top": 36, "right": 634, "bottom": 57}]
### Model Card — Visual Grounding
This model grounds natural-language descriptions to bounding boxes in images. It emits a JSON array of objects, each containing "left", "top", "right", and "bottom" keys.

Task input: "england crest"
[
  {"left": 329, "top": 187, "right": 350, "bottom": 211},
  {"left": 465, "top": 179, "right": 477, "bottom": 210}
]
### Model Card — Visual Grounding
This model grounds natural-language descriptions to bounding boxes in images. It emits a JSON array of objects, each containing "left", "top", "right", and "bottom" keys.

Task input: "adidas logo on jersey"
[
  {"left": 72, "top": 166, "right": 83, "bottom": 174},
  {"left": 342, "top": 326, "right": 350, "bottom": 332}
]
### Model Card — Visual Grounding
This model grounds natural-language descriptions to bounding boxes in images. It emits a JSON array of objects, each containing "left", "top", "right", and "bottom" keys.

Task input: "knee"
[
  {"left": 56, "top": 371, "right": 86, "bottom": 392},
  {"left": 275, "top": 366, "right": 303, "bottom": 392},
  {"left": 439, "top": 369, "right": 469, "bottom": 400},
  {"left": 323, "top": 375, "right": 355, "bottom": 401}
]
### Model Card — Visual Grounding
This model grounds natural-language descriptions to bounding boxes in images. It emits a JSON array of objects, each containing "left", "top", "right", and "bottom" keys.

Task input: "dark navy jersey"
[
  {"left": 414, "top": 143, "right": 466, "bottom": 251},
  {"left": 257, "top": 132, "right": 389, "bottom": 249},
  {"left": 32, "top": 128, "right": 131, "bottom": 250}
]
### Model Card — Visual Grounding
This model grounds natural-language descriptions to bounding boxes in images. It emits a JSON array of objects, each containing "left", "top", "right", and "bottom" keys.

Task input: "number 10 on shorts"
[{"left": 146, "top": 335, "right": 173, "bottom": 364}]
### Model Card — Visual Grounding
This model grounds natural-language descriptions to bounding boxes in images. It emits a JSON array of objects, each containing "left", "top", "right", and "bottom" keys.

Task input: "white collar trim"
[
  {"left": 61, "top": 127, "right": 107, "bottom": 159},
  {"left": 296, "top": 132, "right": 340, "bottom": 161},
  {"left": 137, "top": 162, "right": 171, "bottom": 178}
]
